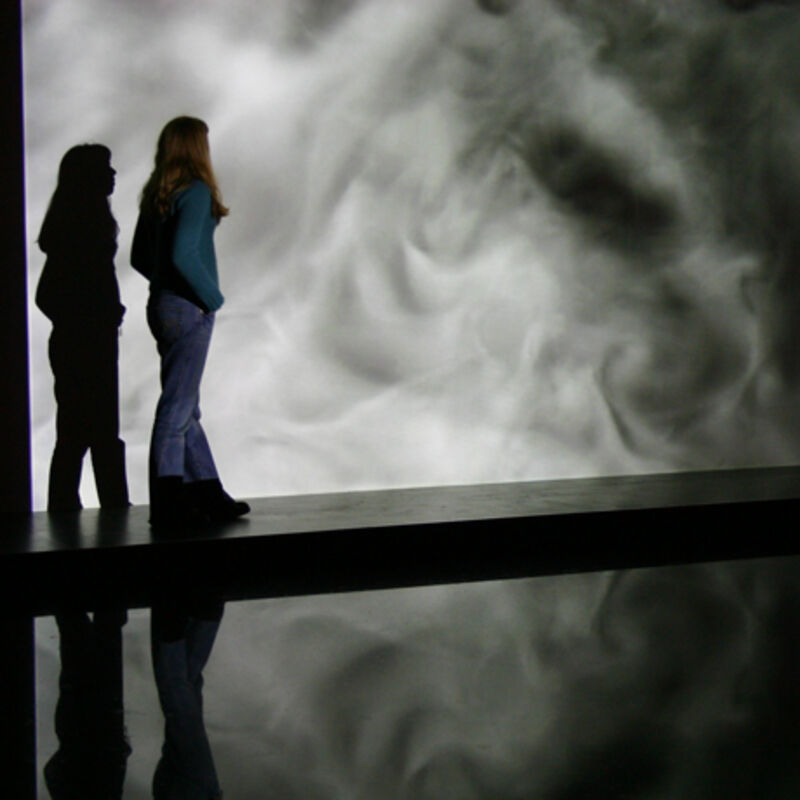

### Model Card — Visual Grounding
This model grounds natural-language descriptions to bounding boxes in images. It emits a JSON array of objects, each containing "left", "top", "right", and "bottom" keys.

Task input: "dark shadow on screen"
[
  {"left": 36, "top": 144, "right": 131, "bottom": 799},
  {"left": 36, "top": 143, "right": 129, "bottom": 512}
]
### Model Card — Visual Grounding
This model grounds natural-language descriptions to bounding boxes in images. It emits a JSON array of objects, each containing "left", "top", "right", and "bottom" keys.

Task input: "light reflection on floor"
[{"left": 36, "top": 554, "right": 800, "bottom": 798}]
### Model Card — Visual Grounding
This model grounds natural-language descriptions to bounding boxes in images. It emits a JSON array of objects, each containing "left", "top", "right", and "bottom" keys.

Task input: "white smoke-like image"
[
  {"left": 23, "top": 0, "right": 800, "bottom": 797},
  {"left": 24, "top": 0, "right": 800, "bottom": 509}
]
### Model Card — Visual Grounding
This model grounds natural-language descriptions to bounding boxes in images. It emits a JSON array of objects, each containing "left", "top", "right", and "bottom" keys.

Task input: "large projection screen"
[
  {"left": 20, "top": 5, "right": 800, "bottom": 799},
  {"left": 23, "top": 0, "right": 800, "bottom": 510}
]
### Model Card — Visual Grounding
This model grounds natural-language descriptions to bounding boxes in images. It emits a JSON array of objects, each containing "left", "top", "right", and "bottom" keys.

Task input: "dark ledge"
[{"left": 3, "top": 466, "right": 800, "bottom": 615}]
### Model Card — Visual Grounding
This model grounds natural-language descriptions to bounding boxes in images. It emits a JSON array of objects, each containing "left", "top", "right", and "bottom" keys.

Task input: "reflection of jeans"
[
  {"left": 147, "top": 291, "right": 218, "bottom": 482},
  {"left": 151, "top": 605, "right": 223, "bottom": 800}
]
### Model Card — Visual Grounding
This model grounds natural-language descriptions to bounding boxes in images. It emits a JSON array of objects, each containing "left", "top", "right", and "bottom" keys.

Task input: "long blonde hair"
[{"left": 140, "top": 116, "right": 229, "bottom": 219}]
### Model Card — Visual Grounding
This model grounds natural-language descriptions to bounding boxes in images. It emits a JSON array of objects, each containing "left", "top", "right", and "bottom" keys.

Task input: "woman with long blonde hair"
[
  {"left": 132, "top": 116, "right": 247, "bottom": 800},
  {"left": 132, "top": 116, "right": 248, "bottom": 526}
]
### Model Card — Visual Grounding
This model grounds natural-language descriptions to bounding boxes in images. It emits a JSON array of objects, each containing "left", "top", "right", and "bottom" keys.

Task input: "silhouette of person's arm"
[
  {"left": 36, "top": 213, "right": 77, "bottom": 323},
  {"left": 35, "top": 251, "right": 61, "bottom": 324}
]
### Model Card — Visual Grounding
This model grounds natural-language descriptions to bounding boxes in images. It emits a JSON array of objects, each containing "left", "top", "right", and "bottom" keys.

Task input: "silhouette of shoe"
[
  {"left": 186, "top": 478, "right": 250, "bottom": 522},
  {"left": 149, "top": 476, "right": 211, "bottom": 530}
]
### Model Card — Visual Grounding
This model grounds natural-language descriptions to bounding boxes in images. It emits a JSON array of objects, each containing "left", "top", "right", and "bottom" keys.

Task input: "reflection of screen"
[{"left": 23, "top": 0, "right": 800, "bottom": 509}]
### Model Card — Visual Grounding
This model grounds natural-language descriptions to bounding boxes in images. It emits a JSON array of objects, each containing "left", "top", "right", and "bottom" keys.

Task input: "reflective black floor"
[{"left": 7, "top": 467, "right": 800, "bottom": 798}]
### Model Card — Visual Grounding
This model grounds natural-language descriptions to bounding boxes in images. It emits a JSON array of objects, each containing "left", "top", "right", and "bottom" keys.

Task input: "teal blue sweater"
[{"left": 131, "top": 180, "right": 224, "bottom": 312}]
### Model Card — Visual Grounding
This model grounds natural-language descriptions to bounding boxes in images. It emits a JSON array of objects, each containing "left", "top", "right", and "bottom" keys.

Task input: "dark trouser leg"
[
  {"left": 151, "top": 603, "right": 223, "bottom": 800},
  {"left": 92, "top": 438, "right": 130, "bottom": 508},
  {"left": 47, "top": 439, "right": 85, "bottom": 511},
  {"left": 45, "top": 610, "right": 130, "bottom": 800},
  {"left": 89, "top": 332, "right": 130, "bottom": 508},
  {"left": 92, "top": 609, "right": 131, "bottom": 797},
  {"left": 47, "top": 329, "right": 89, "bottom": 511}
]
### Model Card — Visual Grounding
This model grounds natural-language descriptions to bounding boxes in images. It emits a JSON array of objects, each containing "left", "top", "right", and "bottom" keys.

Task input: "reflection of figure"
[
  {"left": 150, "top": 597, "right": 225, "bottom": 800},
  {"left": 36, "top": 143, "right": 129, "bottom": 510},
  {"left": 131, "top": 116, "right": 249, "bottom": 527},
  {"left": 133, "top": 116, "right": 247, "bottom": 800},
  {"left": 44, "top": 607, "right": 131, "bottom": 800},
  {"left": 37, "top": 144, "right": 131, "bottom": 798}
]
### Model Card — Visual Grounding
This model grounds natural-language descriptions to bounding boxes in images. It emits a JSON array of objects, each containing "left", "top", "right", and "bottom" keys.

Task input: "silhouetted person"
[
  {"left": 36, "top": 144, "right": 131, "bottom": 799},
  {"left": 133, "top": 116, "right": 248, "bottom": 800},
  {"left": 36, "top": 143, "right": 129, "bottom": 510}
]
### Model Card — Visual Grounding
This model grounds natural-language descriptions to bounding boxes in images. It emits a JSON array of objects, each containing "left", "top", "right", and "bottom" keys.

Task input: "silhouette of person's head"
[
  {"left": 56, "top": 143, "right": 116, "bottom": 199},
  {"left": 39, "top": 144, "right": 119, "bottom": 258}
]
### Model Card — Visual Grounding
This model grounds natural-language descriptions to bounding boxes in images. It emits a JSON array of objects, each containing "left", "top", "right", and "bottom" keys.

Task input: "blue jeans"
[
  {"left": 151, "top": 606, "right": 223, "bottom": 800},
  {"left": 147, "top": 291, "right": 218, "bottom": 482}
]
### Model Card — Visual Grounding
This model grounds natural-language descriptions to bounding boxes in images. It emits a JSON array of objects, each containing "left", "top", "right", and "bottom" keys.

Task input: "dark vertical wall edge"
[
  {"left": 1, "top": 0, "right": 32, "bottom": 515},
  {"left": 1, "top": 616, "right": 37, "bottom": 799},
  {"left": 0, "top": 4, "right": 37, "bottom": 794}
]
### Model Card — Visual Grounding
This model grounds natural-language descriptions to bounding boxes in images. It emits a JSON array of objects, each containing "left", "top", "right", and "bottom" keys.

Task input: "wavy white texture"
[{"left": 24, "top": 0, "right": 800, "bottom": 509}]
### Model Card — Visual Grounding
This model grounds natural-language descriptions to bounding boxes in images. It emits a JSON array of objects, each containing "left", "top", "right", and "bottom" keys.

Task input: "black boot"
[
  {"left": 149, "top": 476, "right": 210, "bottom": 530},
  {"left": 186, "top": 479, "right": 250, "bottom": 522}
]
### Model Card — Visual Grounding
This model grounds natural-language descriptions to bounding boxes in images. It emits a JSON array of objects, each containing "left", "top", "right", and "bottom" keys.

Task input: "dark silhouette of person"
[
  {"left": 36, "top": 144, "right": 131, "bottom": 799},
  {"left": 36, "top": 143, "right": 129, "bottom": 511}
]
